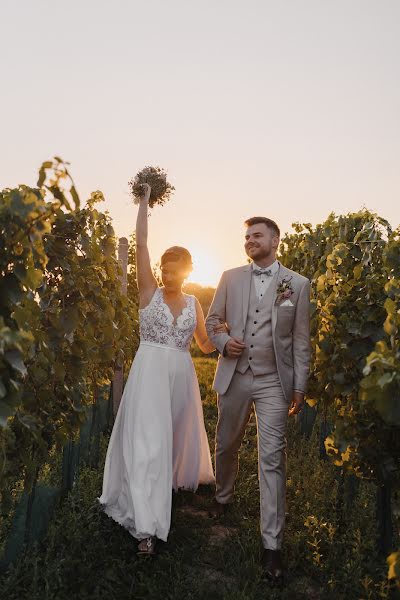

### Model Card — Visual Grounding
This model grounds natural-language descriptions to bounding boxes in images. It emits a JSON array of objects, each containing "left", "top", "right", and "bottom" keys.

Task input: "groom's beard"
[{"left": 245, "top": 245, "right": 274, "bottom": 262}]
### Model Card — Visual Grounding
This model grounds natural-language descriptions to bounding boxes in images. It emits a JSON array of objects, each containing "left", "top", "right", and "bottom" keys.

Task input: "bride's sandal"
[{"left": 137, "top": 537, "right": 157, "bottom": 556}]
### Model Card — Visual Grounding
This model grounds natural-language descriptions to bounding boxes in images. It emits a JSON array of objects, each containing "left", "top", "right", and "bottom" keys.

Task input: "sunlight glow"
[{"left": 187, "top": 249, "right": 220, "bottom": 287}]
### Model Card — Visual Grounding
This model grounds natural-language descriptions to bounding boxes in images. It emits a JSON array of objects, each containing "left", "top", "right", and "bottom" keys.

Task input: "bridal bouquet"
[{"left": 129, "top": 166, "right": 175, "bottom": 208}]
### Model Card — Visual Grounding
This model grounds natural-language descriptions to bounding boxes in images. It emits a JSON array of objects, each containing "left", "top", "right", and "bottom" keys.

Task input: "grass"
[{"left": 0, "top": 357, "right": 398, "bottom": 599}]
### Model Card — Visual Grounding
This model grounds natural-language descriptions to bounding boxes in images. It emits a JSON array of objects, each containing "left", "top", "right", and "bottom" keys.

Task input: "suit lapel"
[
  {"left": 272, "top": 262, "right": 289, "bottom": 333},
  {"left": 241, "top": 265, "right": 252, "bottom": 326}
]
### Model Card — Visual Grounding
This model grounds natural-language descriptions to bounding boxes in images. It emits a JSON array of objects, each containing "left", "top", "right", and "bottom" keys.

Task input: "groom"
[{"left": 205, "top": 216, "right": 311, "bottom": 582}]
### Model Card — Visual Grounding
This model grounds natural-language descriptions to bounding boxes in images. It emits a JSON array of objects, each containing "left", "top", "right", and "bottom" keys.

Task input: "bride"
[{"left": 99, "top": 184, "right": 219, "bottom": 555}]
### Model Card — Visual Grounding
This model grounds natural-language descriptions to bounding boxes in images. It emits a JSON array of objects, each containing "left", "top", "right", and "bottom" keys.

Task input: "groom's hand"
[
  {"left": 224, "top": 338, "right": 246, "bottom": 358},
  {"left": 288, "top": 391, "right": 305, "bottom": 417}
]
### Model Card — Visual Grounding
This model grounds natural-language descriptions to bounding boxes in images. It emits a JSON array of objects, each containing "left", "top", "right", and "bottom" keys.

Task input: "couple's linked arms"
[
  {"left": 205, "top": 272, "right": 234, "bottom": 355},
  {"left": 205, "top": 272, "right": 244, "bottom": 358},
  {"left": 193, "top": 300, "right": 216, "bottom": 354}
]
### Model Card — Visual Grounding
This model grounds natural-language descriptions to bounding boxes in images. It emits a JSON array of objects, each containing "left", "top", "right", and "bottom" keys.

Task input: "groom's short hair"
[{"left": 244, "top": 217, "right": 280, "bottom": 239}]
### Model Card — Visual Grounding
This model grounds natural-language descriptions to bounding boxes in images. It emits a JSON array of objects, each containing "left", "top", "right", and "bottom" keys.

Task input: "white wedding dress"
[{"left": 98, "top": 287, "right": 215, "bottom": 541}]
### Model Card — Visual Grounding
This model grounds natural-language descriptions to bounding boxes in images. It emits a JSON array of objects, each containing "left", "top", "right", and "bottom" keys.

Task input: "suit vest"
[{"left": 236, "top": 273, "right": 278, "bottom": 375}]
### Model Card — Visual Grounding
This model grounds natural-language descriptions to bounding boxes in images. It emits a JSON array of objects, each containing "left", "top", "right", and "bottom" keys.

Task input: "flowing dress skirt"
[{"left": 98, "top": 341, "right": 214, "bottom": 541}]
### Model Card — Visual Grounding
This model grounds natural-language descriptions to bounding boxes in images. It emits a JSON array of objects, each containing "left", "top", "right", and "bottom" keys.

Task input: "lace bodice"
[{"left": 139, "top": 288, "right": 197, "bottom": 350}]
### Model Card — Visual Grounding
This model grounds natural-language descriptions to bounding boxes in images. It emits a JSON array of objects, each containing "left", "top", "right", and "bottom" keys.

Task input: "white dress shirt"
[{"left": 252, "top": 259, "right": 279, "bottom": 301}]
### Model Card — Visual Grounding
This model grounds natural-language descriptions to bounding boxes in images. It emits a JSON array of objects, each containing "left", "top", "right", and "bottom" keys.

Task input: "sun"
[{"left": 187, "top": 249, "right": 220, "bottom": 288}]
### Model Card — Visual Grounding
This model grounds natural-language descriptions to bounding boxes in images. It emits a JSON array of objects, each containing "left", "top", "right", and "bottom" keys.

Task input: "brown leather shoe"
[
  {"left": 261, "top": 549, "right": 284, "bottom": 583},
  {"left": 208, "top": 498, "right": 228, "bottom": 518}
]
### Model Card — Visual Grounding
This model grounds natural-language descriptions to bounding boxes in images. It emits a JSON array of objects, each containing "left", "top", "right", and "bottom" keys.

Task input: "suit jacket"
[{"left": 205, "top": 262, "right": 311, "bottom": 400}]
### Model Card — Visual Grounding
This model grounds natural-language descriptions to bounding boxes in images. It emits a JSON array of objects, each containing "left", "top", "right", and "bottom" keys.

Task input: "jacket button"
[
  {"left": 249, "top": 357, "right": 253, "bottom": 360},
  {"left": 256, "top": 309, "right": 259, "bottom": 313},
  {"left": 254, "top": 321, "right": 257, "bottom": 324},
  {"left": 251, "top": 333, "right": 255, "bottom": 336},
  {"left": 250, "top": 345, "right": 254, "bottom": 348}
]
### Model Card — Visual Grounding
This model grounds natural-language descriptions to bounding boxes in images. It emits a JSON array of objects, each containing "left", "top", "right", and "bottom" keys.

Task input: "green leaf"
[
  {"left": 378, "top": 373, "right": 394, "bottom": 387},
  {"left": 25, "top": 266, "right": 43, "bottom": 289},
  {"left": 375, "top": 389, "right": 400, "bottom": 426},
  {"left": 37, "top": 166, "right": 47, "bottom": 188},
  {"left": 317, "top": 275, "right": 326, "bottom": 292},
  {"left": 384, "top": 315, "right": 397, "bottom": 336},
  {"left": 353, "top": 264, "right": 362, "bottom": 280},
  {"left": 70, "top": 185, "right": 80, "bottom": 210},
  {"left": 384, "top": 297, "right": 396, "bottom": 315},
  {"left": 0, "top": 400, "right": 15, "bottom": 427},
  {"left": 4, "top": 350, "right": 27, "bottom": 376},
  {"left": 388, "top": 551, "right": 400, "bottom": 580}
]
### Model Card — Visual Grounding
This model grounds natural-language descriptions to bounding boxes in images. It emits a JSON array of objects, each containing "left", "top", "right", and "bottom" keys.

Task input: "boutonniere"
[{"left": 275, "top": 276, "right": 294, "bottom": 305}]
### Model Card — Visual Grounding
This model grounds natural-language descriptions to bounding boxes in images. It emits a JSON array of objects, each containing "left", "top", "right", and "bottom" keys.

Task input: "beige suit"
[{"left": 205, "top": 261, "right": 311, "bottom": 550}]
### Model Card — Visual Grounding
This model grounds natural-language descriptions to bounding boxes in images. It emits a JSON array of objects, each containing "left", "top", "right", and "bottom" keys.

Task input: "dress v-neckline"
[{"left": 160, "top": 288, "right": 188, "bottom": 326}]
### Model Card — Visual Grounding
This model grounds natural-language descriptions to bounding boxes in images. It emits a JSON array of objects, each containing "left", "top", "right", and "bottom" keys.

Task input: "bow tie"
[{"left": 253, "top": 268, "right": 273, "bottom": 277}]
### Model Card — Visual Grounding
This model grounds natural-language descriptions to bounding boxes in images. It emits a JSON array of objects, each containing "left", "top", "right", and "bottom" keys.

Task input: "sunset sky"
[{"left": 1, "top": 1, "right": 399, "bottom": 285}]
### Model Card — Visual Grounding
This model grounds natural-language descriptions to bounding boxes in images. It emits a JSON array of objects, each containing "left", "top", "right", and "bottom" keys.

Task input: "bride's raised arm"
[{"left": 136, "top": 183, "right": 158, "bottom": 308}]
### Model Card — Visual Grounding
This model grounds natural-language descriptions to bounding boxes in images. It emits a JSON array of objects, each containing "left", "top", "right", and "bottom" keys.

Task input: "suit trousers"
[{"left": 215, "top": 368, "right": 289, "bottom": 550}]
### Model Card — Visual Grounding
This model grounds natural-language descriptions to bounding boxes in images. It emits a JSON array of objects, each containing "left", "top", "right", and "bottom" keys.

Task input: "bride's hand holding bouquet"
[{"left": 129, "top": 166, "right": 174, "bottom": 209}]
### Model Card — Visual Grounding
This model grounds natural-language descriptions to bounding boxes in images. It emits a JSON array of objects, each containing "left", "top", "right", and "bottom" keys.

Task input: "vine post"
[{"left": 112, "top": 237, "right": 129, "bottom": 416}]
